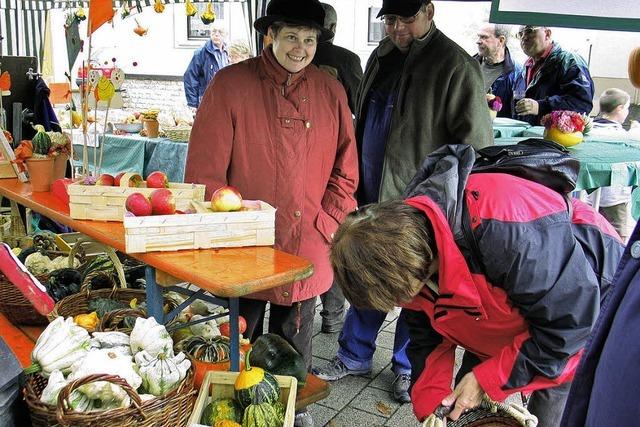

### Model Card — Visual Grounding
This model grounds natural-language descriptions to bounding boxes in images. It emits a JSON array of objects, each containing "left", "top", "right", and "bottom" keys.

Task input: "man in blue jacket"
[
  {"left": 474, "top": 23, "right": 522, "bottom": 118},
  {"left": 513, "top": 26, "right": 594, "bottom": 125},
  {"left": 183, "top": 24, "right": 229, "bottom": 109}
]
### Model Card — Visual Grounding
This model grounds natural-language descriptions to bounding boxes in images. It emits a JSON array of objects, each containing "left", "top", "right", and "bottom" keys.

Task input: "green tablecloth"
[
  {"left": 495, "top": 137, "right": 640, "bottom": 191},
  {"left": 492, "top": 118, "right": 532, "bottom": 138},
  {"left": 78, "top": 134, "right": 188, "bottom": 182}
]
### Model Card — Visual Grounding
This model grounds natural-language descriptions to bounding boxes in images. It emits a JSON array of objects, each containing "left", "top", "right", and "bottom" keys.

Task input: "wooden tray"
[
  {"left": 68, "top": 173, "right": 206, "bottom": 222},
  {"left": 188, "top": 371, "right": 296, "bottom": 427},
  {"left": 123, "top": 200, "right": 275, "bottom": 253}
]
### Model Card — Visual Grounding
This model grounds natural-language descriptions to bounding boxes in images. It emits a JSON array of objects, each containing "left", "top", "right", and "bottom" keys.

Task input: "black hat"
[
  {"left": 377, "top": 0, "right": 427, "bottom": 18},
  {"left": 254, "top": 0, "right": 334, "bottom": 42}
]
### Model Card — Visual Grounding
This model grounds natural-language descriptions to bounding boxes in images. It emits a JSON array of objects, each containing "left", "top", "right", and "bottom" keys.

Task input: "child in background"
[{"left": 590, "top": 88, "right": 636, "bottom": 241}]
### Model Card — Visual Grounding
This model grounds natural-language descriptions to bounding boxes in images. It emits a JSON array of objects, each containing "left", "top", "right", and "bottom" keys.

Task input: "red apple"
[
  {"left": 95, "top": 173, "right": 114, "bottom": 186},
  {"left": 125, "top": 192, "right": 152, "bottom": 216},
  {"left": 114, "top": 172, "right": 127, "bottom": 186},
  {"left": 218, "top": 316, "right": 247, "bottom": 337},
  {"left": 150, "top": 188, "right": 176, "bottom": 215},
  {"left": 210, "top": 185, "right": 242, "bottom": 212},
  {"left": 146, "top": 171, "right": 168, "bottom": 188}
]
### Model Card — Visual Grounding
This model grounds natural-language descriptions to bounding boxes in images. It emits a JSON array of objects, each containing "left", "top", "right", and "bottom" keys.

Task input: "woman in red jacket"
[
  {"left": 184, "top": 2, "right": 358, "bottom": 424},
  {"left": 330, "top": 144, "right": 623, "bottom": 426}
]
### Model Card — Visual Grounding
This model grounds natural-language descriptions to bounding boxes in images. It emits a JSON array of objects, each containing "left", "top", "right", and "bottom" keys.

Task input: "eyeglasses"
[
  {"left": 382, "top": 8, "right": 423, "bottom": 26},
  {"left": 516, "top": 26, "right": 541, "bottom": 39}
]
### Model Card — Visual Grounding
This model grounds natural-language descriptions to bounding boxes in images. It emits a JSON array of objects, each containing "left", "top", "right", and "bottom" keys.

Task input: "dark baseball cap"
[{"left": 376, "top": 0, "right": 428, "bottom": 18}]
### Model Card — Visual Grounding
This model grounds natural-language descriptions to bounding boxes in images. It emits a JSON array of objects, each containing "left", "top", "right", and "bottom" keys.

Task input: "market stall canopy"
[
  {"left": 489, "top": 0, "right": 640, "bottom": 32},
  {"left": 0, "top": 0, "right": 261, "bottom": 62}
]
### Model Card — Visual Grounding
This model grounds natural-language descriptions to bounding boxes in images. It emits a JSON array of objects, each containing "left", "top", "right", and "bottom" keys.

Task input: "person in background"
[
  {"left": 313, "top": 2, "right": 364, "bottom": 334},
  {"left": 313, "top": 0, "right": 493, "bottom": 404},
  {"left": 228, "top": 40, "right": 253, "bottom": 64},
  {"left": 473, "top": 22, "right": 521, "bottom": 118},
  {"left": 589, "top": 88, "right": 635, "bottom": 241},
  {"left": 183, "top": 23, "right": 229, "bottom": 109},
  {"left": 329, "top": 144, "right": 624, "bottom": 425},
  {"left": 184, "top": 0, "right": 359, "bottom": 425},
  {"left": 312, "top": 3, "right": 363, "bottom": 113},
  {"left": 560, "top": 221, "right": 640, "bottom": 426},
  {"left": 513, "top": 25, "right": 594, "bottom": 125}
]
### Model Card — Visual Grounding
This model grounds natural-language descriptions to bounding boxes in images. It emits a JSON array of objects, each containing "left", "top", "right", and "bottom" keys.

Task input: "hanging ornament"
[
  {"left": 201, "top": 2, "right": 216, "bottom": 25},
  {"left": 185, "top": 0, "right": 198, "bottom": 17},
  {"left": 134, "top": 19, "right": 148, "bottom": 36},
  {"left": 75, "top": 7, "right": 86, "bottom": 21},
  {"left": 154, "top": 0, "right": 165, "bottom": 14}
]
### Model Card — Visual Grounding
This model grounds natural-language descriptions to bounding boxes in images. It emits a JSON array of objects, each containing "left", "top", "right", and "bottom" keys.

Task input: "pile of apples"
[{"left": 125, "top": 171, "right": 176, "bottom": 217}]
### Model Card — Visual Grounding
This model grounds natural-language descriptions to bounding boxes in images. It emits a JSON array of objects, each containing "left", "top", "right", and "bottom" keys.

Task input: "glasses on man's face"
[
  {"left": 516, "top": 26, "right": 541, "bottom": 39},
  {"left": 382, "top": 9, "right": 422, "bottom": 26}
]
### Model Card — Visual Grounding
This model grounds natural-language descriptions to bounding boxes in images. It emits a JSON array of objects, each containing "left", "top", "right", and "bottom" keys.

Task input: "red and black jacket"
[{"left": 401, "top": 145, "right": 623, "bottom": 421}]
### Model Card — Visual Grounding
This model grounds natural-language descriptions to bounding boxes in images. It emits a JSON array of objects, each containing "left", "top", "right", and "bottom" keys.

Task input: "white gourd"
[
  {"left": 129, "top": 317, "right": 174, "bottom": 357},
  {"left": 134, "top": 350, "right": 191, "bottom": 396},
  {"left": 189, "top": 315, "right": 221, "bottom": 338}
]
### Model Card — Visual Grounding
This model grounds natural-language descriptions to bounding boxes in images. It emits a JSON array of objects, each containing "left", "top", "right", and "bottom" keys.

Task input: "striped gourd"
[
  {"left": 234, "top": 349, "right": 280, "bottom": 409},
  {"left": 32, "top": 124, "right": 52, "bottom": 156},
  {"left": 181, "top": 335, "right": 230, "bottom": 363},
  {"left": 241, "top": 403, "right": 281, "bottom": 427}
]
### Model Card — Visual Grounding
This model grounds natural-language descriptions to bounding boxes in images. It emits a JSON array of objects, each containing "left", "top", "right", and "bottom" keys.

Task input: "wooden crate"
[
  {"left": 68, "top": 175, "right": 206, "bottom": 222},
  {"left": 123, "top": 201, "right": 275, "bottom": 253},
  {"left": 188, "top": 371, "right": 297, "bottom": 427}
]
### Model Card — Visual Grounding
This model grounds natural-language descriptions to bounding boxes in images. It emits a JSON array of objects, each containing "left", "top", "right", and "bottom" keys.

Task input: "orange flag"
[{"left": 88, "top": 0, "right": 115, "bottom": 36}]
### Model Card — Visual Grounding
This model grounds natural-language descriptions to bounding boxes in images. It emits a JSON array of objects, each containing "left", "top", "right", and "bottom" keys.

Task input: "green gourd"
[
  {"left": 181, "top": 335, "right": 230, "bottom": 363},
  {"left": 248, "top": 333, "right": 307, "bottom": 389},
  {"left": 234, "top": 349, "right": 280, "bottom": 409},
  {"left": 32, "top": 124, "right": 52, "bottom": 156},
  {"left": 241, "top": 402, "right": 282, "bottom": 427},
  {"left": 200, "top": 398, "right": 243, "bottom": 425}
]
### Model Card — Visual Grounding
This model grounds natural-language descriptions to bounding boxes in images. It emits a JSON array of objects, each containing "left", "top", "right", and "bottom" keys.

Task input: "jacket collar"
[
  {"left": 204, "top": 39, "right": 227, "bottom": 55},
  {"left": 473, "top": 45, "right": 516, "bottom": 75},
  {"left": 259, "top": 45, "right": 307, "bottom": 86},
  {"left": 405, "top": 196, "right": 484, "bottom": 313}
]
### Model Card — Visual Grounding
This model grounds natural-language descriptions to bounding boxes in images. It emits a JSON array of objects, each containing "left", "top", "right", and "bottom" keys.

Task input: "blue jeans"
[{"left": 337, "top": 306, "right": 411, "bottom": 375}]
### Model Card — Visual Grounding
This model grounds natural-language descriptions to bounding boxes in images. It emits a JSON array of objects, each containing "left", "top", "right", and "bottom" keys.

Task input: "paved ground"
[{"left": 306, "top": 305, "right": 423, "bottom": 427}]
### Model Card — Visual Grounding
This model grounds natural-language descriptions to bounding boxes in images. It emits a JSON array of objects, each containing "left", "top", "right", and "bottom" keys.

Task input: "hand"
[
  {"left": 515, "top": 98, "right": 539, "bottom": 116},
  {"left": 441, "top": 372, "right": 484, "bottom": 421},
  {"left": 630, "top": 120, "right": 640, "bottom": 129}
]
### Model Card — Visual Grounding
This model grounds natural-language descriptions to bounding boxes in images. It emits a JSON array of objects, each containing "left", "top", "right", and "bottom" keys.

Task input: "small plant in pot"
[{"left": 14, "top": 125, "right": 56, "bottom": 192}]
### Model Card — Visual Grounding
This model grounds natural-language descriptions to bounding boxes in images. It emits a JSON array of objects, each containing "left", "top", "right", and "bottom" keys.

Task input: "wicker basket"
[
  {"left": 0, "top": 233, "right": 84, "bottom": 326},
  {"left": 164, "top": 126, "right": 191, "bottom": 142},
  {"left": 95, "top": 308, "right": 147, "bottom": 333},
  {"left": 426, "top": 398, "right": 538, "bottom": 427},
  {"left": 25, "top": 369, "right": 196, "bottom": 427}
]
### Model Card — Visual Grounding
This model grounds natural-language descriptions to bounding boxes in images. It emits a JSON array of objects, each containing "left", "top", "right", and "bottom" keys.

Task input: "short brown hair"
[
  {"left": 599, "top": 88, "right": 630, "bottom": 114},
  {"left": 330, "top": 201, "right": 436, "bottom": 312}
]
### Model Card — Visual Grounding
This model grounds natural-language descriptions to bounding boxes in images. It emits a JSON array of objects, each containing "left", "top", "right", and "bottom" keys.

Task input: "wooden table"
[{"left": 0, "top": 178, "right": 314, "bottom": 371}]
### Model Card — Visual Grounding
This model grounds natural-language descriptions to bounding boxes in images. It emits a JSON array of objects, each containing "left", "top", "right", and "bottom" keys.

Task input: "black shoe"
[
  {"left": 392, "top": 373, "right": 411, "bottom": 403},
  {"left": 312, "top": 356, "right": 371, "bottom": 381}
]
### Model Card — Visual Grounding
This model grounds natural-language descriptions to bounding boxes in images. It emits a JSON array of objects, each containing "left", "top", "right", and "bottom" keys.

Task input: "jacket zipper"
[{"left": 281, "top": 73, "right": 292, "bottom": 96}]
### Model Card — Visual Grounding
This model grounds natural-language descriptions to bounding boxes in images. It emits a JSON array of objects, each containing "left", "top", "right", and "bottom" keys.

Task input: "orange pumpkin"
[{"left": 629, "top": 46, "right": 640, "bottom": 88}]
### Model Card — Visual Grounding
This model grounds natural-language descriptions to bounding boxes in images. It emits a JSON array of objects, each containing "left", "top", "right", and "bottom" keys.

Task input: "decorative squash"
[
  {"left": 201, "top": 398, "right": 243, "bottom": 425},
  {"left": 32, "top": 124, "right": 52, "bottom": 156},
  {"left": 215, "top": 421, "right": 242, "bottom": 427},
  {"left": 629, "top": 46, "right": 640, "bottom": 89},
  {"left": 241, "top": 403, "right": 281, "bottom": 427},
  {"left": 181, "top": 335, "right": 231, "bottom": 362},
  {"left": 543, "top": 127, "right": 583, "bottom": 148},
  {"left": 249, "top": 333, "right": 307, "bottom": 389},
  {"left": 234, "top": 349, "right": 280, "bottom": 409}
]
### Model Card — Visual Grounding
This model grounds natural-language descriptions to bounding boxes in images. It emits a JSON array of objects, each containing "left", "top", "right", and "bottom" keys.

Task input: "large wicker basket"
[
  {"left": 25, "top": 369, "right": 196, "bottom": 427},
  {"left": 0, "top": 232, "right": 85, "bottom": 325}
]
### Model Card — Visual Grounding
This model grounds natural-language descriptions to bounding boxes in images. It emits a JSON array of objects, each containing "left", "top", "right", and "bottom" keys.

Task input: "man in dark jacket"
[
  {"left": 330, "top": 144, "right": 624, "bottom": 425},
  {"left": 183, "top": 24, "right": 229, "bottom": 109},
  {"left": 513, "top": 25, "right": 594, "bottom": 125},
  {"left": 473, "top": 23, "right": 522, "bottom": 118},
  {"left": 312, "top": 3, "right": 363, "bottom": 113},
  {"left": 313, "top": 0, "right": 493, "bottom": 404},
  {"left": 561, "top": 222, "right": 640, "bottom": 426}
]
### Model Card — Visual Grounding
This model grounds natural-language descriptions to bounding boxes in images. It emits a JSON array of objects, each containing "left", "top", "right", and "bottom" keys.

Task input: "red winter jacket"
[
  {"left": 402, "top": 153, "right": 623, "bottom": 420},
  {"left": 184, "top": 47, "right": 359, "bottom": 305}
]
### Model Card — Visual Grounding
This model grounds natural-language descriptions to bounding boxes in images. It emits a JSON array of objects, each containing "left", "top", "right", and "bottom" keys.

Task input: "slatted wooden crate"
[
  {"left": 123, "top": 200, "right": 275, "bottom": 253},
  {"left": 188, "top": 371, "right": 297, "bottom": 427},
  {"left": 68, "top": 173, "right": 206, "bottom": 221}
]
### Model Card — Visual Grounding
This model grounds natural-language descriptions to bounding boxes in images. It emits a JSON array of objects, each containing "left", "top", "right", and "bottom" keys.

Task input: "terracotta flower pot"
[
  {"left": 544, "top": 127, "right": 584, "bottom": 148},
  {"left": 26, "top": 157, "right": 54, "bottom": 192},
  {"left": 143, "top": 119, "right": 160, "bottom": 138},
  {"left": 52, "top": 154, "right": 69, "bottom": 180}
]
